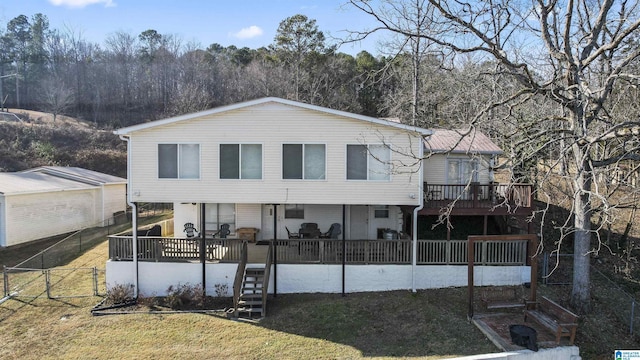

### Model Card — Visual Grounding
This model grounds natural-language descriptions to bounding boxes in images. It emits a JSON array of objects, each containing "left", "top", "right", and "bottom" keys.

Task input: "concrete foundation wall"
[{"left": 107, "top": 261, "right": 531, "bottom": 295}]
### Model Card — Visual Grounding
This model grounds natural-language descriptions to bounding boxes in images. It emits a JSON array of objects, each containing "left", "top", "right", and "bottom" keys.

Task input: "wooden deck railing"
[
  {"left": 108, "top": 237, "right": 528, "bottom": 266},
  {"left": 423, "top": 183, "right": 533, "bottom": 209},
  {"left": 273, "top": 239, "right": 528, "bottom": 265},
  {"left": 108, "top": 236, "right": 244, "bottom": 262},
  {"left": 232, "top": 241, "right": 248, "bottom": 313}
]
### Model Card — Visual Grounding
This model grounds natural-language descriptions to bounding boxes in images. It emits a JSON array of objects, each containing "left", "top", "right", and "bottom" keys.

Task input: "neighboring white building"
[{"left": 0, "top": 166, "right": 127, "bottom": 247}]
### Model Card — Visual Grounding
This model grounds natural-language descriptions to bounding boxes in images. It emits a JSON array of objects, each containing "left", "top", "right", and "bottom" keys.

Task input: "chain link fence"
[
  {"left": 591, "top": 266, "right": 640, "bottom": 336},
  {"left": 0, "top": 203, "right": 172, "bottom": 300},
  {"left": 541, "top": 252, "right": 640, "bottom": 336},
  {"left": 3, "top": 267, "right": 104, "bottom": 299}
]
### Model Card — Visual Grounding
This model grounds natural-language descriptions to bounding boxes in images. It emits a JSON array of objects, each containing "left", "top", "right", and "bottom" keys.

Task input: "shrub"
[
  {"left": 106, "top": 283, "right": 134, "bottom": 304},
  {"left": 214, "top": 283, "right": 229, "bottom": 297},
  {"left": 165, "top": 283, "right": 205, "bottom": 309}
]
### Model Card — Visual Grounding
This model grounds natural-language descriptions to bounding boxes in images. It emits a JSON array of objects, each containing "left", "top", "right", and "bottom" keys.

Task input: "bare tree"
[
  {"left": 347, "top": 0, "right": 640, "bottom": 313},
  {"left": 39, "top": 75, "right": 74, "bottom": 123}
]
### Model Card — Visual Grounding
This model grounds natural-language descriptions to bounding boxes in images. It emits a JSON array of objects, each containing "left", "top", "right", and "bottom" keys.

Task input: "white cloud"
[
  {"left": 232, "top": 25, "right": 263, "bottom": 40},
  {"left": 48, "top": 0, "right": 116, "bottom": 8}
]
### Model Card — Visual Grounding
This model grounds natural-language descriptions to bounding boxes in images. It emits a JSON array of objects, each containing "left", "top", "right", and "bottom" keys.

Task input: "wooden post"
[
  {"left": 273, "top": 204, "right": 278, "bottom": 297},
  {"left": 468, "top": 236, "right": 475, "bottom": 319}
]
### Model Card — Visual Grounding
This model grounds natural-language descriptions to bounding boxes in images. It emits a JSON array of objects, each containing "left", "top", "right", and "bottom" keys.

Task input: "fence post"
[
  {"left": 631, "top": 300, "right": 636, "bottom": 336},
  {"left": 93, "top": 267, "right": 99, "bottom": 296},
  {"left": 3, "top": 266, "right": 7, "bottom": 297},
  {"left": 45, "top": 269, "right": 52, "bottom": 299}
]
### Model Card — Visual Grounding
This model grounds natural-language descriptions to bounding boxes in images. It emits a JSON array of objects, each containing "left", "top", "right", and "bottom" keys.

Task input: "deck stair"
[{"left": 236, "top": 266, "right": 266, "bottom": 317}]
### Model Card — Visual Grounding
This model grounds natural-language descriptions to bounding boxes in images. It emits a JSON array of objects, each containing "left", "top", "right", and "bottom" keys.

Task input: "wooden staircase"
[
  {"left": 231, "top": 241, "right": 272, "bottom": 319},
  {"left": 236, "top": 267, "right": 265, "bottom": 317}
]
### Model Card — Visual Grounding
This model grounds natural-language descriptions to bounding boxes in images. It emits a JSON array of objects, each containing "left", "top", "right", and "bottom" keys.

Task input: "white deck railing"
[{"left": 108, "top": 237, "right": 528, "bottom": 266}]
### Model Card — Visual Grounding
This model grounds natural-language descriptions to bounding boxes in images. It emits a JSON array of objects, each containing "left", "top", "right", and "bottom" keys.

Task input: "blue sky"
[{"left": 0, "top": 0, "right": 383, "bottom": 55}]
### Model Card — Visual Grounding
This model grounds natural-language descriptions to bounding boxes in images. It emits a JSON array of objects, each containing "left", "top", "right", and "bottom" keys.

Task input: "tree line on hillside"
[
  {"left": 2, "top": 1, "right": 640, "bottom": 314},
  {"left": 0, "top": 13, "right": 505, "bottom": 130}
]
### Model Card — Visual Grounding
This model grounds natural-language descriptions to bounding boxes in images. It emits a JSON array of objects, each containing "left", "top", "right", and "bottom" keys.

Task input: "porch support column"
[
  {"left": 342, "top": 204, "right": 346, "bottom": 297},
  {"left": 483, "top": 215, "right": 488, "bottom": 235},
  {"left": 273, "top": 204, "right": 278, "bottom": 297},
  {"left": 132, "top": 202, "right": 139, "bottom": 298},
  {"left": 200, "top": 203, "right": 206, "bottom": 296},
  {"left": 412, "top": 137, "right": 424, "bottom": 292}
]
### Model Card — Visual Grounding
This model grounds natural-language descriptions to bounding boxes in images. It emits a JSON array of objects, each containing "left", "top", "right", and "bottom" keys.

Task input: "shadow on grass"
[{"left": 256, "top": 288, "right": 498, "bottom": 358}]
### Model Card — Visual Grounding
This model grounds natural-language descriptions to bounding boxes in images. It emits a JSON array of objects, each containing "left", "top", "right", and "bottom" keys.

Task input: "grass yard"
[
  {"left": 2, "top": 232, "right": 639, "bottom": 359},
  {"left": 0, "top": 239, "right": 500, "bottom": 360}
]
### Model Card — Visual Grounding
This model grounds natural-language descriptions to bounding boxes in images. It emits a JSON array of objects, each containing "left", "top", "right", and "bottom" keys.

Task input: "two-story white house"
[{"left": 107, "top": 97, "right": 534, "bottom": 316}]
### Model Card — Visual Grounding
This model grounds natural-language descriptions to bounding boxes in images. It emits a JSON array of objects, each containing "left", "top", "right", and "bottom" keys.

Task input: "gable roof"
[
  {"left": 424, "top": 129, "right": 503, "bottom": 155},
  {"left": 113, "top": 97, "right": 433, "bottom": 136},
  {"left": 0, "top": 167, "right": 125, "bottom": 195}
]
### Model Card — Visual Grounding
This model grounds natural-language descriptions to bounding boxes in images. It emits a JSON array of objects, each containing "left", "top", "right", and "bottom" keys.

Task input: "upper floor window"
[
  {"left": 346, "top": 144, "right": 391, "bottom": 181},
  {"left": 447, "top": 158, "right": 478, "bottom": 184},
  {"left": 158, "top": 144, "right": 200, "bottom": 179},
  {"left": 282, "top": 144, "right": 326, "bottom": 180},
  {"left": 220, "top": 144, "right": 262, "bottom": 179}
]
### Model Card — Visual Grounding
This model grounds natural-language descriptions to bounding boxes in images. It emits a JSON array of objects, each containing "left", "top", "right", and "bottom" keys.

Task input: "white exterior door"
[
  {"left": 350, "top": 205, "right": 369, "bottom": 239},
  {"left": 261, "top": 204, "right": 275, "bottom": 240}
]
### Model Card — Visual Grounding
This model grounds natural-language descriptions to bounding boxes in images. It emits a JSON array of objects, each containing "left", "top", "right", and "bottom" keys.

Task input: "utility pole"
[{"left": 0, "top": 73, "right": 18, "bottom": 112}]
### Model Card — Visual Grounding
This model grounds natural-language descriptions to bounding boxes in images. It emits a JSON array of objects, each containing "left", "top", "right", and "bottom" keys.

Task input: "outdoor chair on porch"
[
  {"left": 212, "top": 223, "right": 231, "bottom": 238},
  {"left": 299, "top": 223, "right": 321, "bottom": 238},
  {"left": 286, "top": 227, "right": 300, "bottom": 239},
  {"left": 183, "top": 222, "right": 198, "bottom": 238},
  {"left": 320, "top": 223, "right": 342, "bottom": 239}
]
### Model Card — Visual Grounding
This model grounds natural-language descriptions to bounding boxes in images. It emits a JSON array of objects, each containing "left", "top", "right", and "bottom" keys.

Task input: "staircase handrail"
[
  {"left": 261, "top": 241, "right": 274, "bottom": 316},
  {"left": 232, "top": 240, "right": 248, "bottom": 313}
]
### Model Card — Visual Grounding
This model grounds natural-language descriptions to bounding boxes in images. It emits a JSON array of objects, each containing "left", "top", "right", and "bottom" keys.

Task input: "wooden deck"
[{"left": 421, "top": 183, "right": 533, "bottom": 216}]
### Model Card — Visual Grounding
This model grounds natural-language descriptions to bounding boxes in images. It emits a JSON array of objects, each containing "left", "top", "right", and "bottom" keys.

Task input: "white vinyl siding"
[{"left": 127, "top": 102, "right": 422, "bottom": 205}]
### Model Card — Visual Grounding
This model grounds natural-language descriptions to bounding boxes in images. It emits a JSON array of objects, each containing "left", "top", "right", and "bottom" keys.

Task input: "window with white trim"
[
  {"left": 447, "top": 158, "right": 478, "bottom": 184},
  {"left": 346, "top": 144, "right": 391, "bottom": 180},
  {"left": 220, "top": 144, "right": 262, "bottom": 179},
  {"left": 158, "top": 144, "right": 200, "bottom": 179},
  {"left": 282, "top": 144, "right": 326, "bottom": 180}
]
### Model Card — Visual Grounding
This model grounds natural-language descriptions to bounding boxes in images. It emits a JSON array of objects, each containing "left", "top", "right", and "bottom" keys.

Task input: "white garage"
[{"left": 0, "top": 166, "right": 126, "bottom": 247}]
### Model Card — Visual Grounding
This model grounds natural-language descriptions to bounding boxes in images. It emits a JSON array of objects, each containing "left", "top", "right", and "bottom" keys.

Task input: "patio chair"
[
  {"left": 286, "top": 226, "right": 300, "bottom": 239},
  {"left": 212, "top": 223, "right": 231, "bottom": 238},
  {"left": 320, "top": 223, "right": 342, "bottom": 239},
  {"left": 183, "top": 222, "right": 198, "bottom": 238},
  {"left": 299, "top": 223, "right": 321, "bottom": 238}
]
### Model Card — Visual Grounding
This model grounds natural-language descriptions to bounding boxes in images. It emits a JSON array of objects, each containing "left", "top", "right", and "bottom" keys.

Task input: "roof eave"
[{"left": 114, "top": 97, "right": 433, "bottom": 136}]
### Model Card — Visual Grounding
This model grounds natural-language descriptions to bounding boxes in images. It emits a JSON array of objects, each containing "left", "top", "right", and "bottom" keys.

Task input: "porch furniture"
[
  {"left": 320, "top": 223, "right": 341, "bottom": 239},
  {"left": 183, "top": 223, "right": 198, "bottom": 238},
  {"left": 299, "top": 223, "right": 321, "bottom": 238},
  {"left": 524, "top": 295, "right": 578, "bottom": 345},
  {"left": 481, "top": 286, "right": 525, "bottom": 310},
  {"left": 212, "top": 223, "right": 231, "bottom": 238},
  {"left": 236, "top": 227, "right": 259, "bottom": 242},
  {"left": 286, "top": 227, "right": 300, "bottom": 239}
]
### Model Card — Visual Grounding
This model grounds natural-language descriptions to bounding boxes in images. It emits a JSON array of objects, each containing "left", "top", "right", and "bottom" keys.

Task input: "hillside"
[{"left": 0, "top": 109, "right": 127, "bottom": 177}]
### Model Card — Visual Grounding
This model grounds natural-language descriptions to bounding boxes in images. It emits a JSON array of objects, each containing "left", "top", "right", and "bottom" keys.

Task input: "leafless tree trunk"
[{"left": 347, "top": 0, "right": 640, "bottom": 313}]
